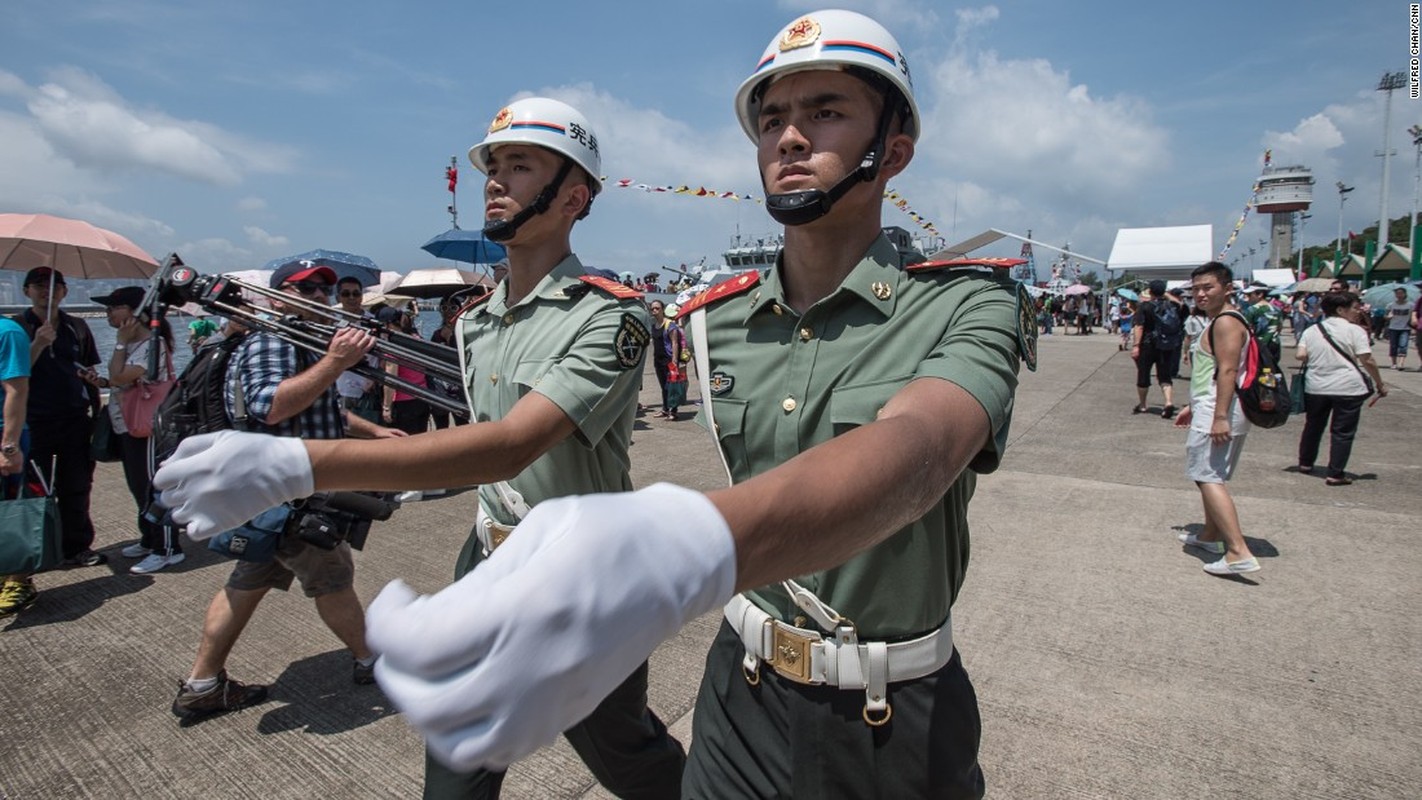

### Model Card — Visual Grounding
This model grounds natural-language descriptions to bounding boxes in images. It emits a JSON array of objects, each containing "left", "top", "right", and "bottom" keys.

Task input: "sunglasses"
[
  {"left": 338, "top": 289, "right": 363, "bottom": 298},
  {"left": 287, "top": 281, "right": 332, "bottom": 297}
]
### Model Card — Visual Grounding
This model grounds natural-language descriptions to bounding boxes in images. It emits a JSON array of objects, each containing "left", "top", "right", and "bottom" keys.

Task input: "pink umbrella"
[
  {"left": 0, "top": 213, "right": 159, "bottom": 280},
  {"left": 1063, "top": 283, "right": 1092, "bottom": 295}
]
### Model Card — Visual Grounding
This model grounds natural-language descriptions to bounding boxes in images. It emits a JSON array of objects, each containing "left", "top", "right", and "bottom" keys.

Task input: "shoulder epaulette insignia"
[
  {"left": 578, "top": 275, "right": 643, "bottom": 299},
  {"left": 907, "top": 257, "right": 1027, "bottom": 272},
  {"left": 678, "top": 272, "right": 762, "bottom": 317}
]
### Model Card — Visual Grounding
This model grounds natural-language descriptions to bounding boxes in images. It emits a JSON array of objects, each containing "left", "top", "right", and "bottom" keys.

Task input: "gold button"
[
  {"left": 793, "top": 615, "right": 808, "bottom": 627},
  {"left": 489, "top": 375, "right": 498, "bottom": 384},
  {"left": 772, "top": 303, "right": 783, "bottom": 316},
  {"left": 782, "top": 397, "right": 796, "bottom": 412},
  {"left": 502, "top": 313, "right": 514, "bottom": 324},
  {"left": 871, "top": 281, "right": 892, "bottom": 300},
  {"left": 799, "top": 326, "right": 813, "bottom": 341}
]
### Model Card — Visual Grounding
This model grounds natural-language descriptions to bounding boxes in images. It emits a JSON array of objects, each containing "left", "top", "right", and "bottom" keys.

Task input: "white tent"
[
  {"left": 1105, "top": 225, "right": 1213, "bottom": 280},
  {"left": 1251, "top": 269, "right": 1296, "bottom": 287}
]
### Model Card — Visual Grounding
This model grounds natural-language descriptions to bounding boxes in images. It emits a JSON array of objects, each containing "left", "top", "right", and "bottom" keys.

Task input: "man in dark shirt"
[
  {"left": 1130, "top": 279, "right": 1180, "bottom": 419},
  {"left": 10, "top": 267, "right": 105, "bottom": 566}
]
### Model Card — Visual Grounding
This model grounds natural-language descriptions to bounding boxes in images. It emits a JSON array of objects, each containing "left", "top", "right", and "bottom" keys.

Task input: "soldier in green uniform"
[
  {"left": 154, "top": 97, "right": 683, "bottom": 799},
  {"left": 351, "top": 9, "right": 1029, "bottom": 800},
  {"left": 1242, "top": 282, "right": 1283, "bottom": 363}
]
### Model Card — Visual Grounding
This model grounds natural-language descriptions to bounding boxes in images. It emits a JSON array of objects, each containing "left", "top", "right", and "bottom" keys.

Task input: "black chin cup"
[{"left": 482, "top": 158, "right": 576, "bottom": 243}]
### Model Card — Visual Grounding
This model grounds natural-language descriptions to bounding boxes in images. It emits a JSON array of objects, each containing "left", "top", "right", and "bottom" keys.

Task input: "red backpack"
[{"left": 1208, "top": 311, "right": 1290, "bottom": 428}]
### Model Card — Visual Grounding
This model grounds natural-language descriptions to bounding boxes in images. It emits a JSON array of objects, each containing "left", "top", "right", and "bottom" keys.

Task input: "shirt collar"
[
  {"left": 745, "top": 233, "right": 902, "bottom": 323},
  {"left": 483, "top": 253, "right": 586, "bottom": 316}
]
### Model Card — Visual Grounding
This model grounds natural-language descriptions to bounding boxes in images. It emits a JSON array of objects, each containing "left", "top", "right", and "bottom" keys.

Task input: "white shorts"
[{"left": 1185, "top": 430, "right": 1248, "bottom": 484}]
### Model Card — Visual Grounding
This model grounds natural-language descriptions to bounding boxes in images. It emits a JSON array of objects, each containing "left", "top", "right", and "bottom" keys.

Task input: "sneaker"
[
  {"left": 171, "top": 671, "right": 269, "bottom": 725},
  {"left": 352, "top": 659, "right": 376, "bottom": 685},
  {"left": 120, "top": 543, "right": 152, "bottom": 558},
  {"left": 131, "top": 552, "right": 185, "bottom": 575},
  {"left": 1177, "top": 532, "right": 1225, "bottom": 555},
  {"left": 395, "top": 490, "right": 423, "bottom": 503},
  {"left": 1203, "top": 556, "right": 1261, "bottom": 576},
  {"left": 0, "top": 580, "right": 38, "bottom": 617},
  {"left": 62, "top": 549, "right": 108, "bottom": 567}
]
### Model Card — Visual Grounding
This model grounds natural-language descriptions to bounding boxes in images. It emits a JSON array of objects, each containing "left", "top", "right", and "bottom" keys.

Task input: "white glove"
[
  {"left": 367, "top": 482, "right": 737, "bottom": 772},
  {"left": 151, "top": 430, "right": 314, "bottom": 540}
]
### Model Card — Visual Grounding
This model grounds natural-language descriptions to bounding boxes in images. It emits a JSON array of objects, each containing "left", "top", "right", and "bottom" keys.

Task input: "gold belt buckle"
[
  {"left": 484, "top": 520, "right": 513, "bottom": 551},
  {"left": 767, "top": 621, "right": 818, "bottom": 684}
]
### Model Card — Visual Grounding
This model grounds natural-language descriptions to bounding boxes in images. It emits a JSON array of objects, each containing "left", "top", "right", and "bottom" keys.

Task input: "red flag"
[{"left": 446, "top": 166, "right": 458, "bottom": 193}]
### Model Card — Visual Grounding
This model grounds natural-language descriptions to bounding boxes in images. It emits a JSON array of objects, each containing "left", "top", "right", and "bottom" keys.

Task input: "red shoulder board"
[
  {"left": 678, "top": 271, "right": 762, "bottom": 317},
  {"left": 907, "top": 257, "right": 1026, "bottom": 272},
  {"left": 578, "top": 275, "right": 643, "bottom": 299},
  {"left": 455, "top": 290, "right": 493, "bottom": 318}
]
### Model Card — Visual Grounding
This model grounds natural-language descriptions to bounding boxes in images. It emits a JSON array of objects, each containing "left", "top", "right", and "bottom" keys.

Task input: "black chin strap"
[
  {"left": 765, "top": 100, "right": 897, "bottom": 227},
  {"left": 483, "top": 158, "right": 577, "bottom": 243}
]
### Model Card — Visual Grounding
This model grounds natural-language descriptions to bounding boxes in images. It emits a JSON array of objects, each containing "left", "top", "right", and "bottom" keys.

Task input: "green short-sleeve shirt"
[
  {"left": 458, "top": 254, "right": 650, "bottom": 528},
  {"left": 699, "top": 235, "right": 1021, "bottom": 638}
]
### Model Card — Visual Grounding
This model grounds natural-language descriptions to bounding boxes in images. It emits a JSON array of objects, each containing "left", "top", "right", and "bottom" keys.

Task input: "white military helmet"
[
  {"left": 735, "top": 9, "right": 918, "bottom": 143},
  {"left": 468, "top": 97, "right": 602, "bottom": 196}
]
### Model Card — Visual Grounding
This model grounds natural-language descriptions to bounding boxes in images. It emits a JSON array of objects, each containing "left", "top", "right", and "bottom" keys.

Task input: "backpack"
[
  {"left": 150, "top": 332, "right": 248, "bottom": 466},
  {"left": 1153, "top": 300, "right": 1184, "bottom": 350},
  {"left": 1208, "top": 311, "right": 1290, "bottom": 429}
]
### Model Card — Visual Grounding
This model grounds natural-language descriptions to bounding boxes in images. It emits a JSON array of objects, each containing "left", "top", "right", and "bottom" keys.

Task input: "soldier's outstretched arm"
[{"left": 367, "top": 376, "right": 996, "bottom": 772}]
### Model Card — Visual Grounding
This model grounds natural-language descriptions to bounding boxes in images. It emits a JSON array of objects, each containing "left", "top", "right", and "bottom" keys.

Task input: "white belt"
[
  {"left": 725, "top": 594, "right": 953, "bottom": 726},
  {"left": 475, "top": 505, "right": 517, "bottom": 556}
]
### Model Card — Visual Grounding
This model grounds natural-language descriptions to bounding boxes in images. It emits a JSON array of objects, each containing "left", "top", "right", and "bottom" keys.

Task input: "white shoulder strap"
[{"left": 689, "top": 308, "right": 733, "bottom": 485}]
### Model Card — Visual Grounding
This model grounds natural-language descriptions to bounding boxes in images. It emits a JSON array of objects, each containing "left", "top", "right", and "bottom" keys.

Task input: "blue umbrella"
[
  {"left": 1360, "top": 282, "right": 1420, "bottom": 308},
  {"left": 1115, "top": 288, "right": 1138, "bottom": 300},
  {"left": 263, "top": 249, "right": 381, "bottom": 287},
  {"left": 420, "top": 229, "right": 507, "bottom": 265}
]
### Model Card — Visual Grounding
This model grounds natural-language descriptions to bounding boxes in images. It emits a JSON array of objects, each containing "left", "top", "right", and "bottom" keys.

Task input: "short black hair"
[
  {"left": 1321, "top": 291, "right": 1356, "bottom": 317},
  {"left": 336, "top": 275, "right": 363, "bottom": 288},
  {"left": 1191, "top": 260, "right": 1233, "bottom": 287},
  {"left": 1148, "top": 279, "right": 1167, "bottom": 296}
]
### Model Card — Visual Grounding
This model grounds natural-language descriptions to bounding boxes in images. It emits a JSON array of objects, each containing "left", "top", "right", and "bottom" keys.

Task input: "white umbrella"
[{"left": 390, "top": 267, "right": 493, "bottom": 299}]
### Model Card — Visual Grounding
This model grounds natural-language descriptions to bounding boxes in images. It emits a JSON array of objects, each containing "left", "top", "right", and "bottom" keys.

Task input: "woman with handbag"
[
  {"left": 1294, "top": 292, "right": 1388, "bottom": 486},
  {"left": 87, "top": 287, "right": 183, "bottom": 573}
]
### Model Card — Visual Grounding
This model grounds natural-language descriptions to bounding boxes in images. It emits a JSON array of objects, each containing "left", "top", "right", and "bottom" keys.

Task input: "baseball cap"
[
  {"left": 23, "top": 266, "right": 66, "bottom": 286},
  {"left": 91, "top": 286, "right": 146, "bottom": 309},
  {"left": 270, "top": 260, "right": 338, "bottom": 288},
  {"left": 375, "top": 306, "right": 405, "bottom": 325},
  {"left": 1245, "top": 282, "right": 1268, "bottom": 294},
  {"left": 1166, "top": 287, "right": 1185, "bottom": 298}
]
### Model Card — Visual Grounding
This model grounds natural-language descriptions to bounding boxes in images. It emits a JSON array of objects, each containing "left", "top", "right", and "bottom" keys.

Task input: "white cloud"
[
  {"left": 524, "top": 83, "right": 757, "bottom": 192},
  {"left": 237, "top": 196, "right": 267, "bottom": 212},
  {"left": 175, "top": 237, "right": 252, "bottom": 271},
  {"left": 243, "top": 225, "right": 288, "bottom": 248},
  {"left": 11, "top": 66, "right": 297, "bottom": 187}
]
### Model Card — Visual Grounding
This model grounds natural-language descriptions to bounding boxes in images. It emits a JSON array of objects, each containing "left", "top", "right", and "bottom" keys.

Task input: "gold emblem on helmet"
[
  {"left": 489, "top": 107, "right": 513, "bottom": 133},
  {"left": 780, "top": 16, "right": 821, "bottom": 51}
]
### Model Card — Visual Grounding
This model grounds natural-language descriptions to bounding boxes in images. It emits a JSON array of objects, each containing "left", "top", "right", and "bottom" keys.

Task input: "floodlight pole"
[
  {"left": 1376, "top": 71, "right": 1406, "bottom": 246},
  {"left": 1336, "top": 181, "right": 1354, "bottom": 265},
  {"left": 1409, "top": 123, "right": 1422, "bottom": 251}
]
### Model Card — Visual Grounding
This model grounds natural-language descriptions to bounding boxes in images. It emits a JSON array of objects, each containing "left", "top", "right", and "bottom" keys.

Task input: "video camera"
[{"left": 143, "top": 491, "right": 398, "bottom": 553}]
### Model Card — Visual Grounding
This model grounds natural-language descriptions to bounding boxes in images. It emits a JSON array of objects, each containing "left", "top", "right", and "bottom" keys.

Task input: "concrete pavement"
[{"left": 1, "top": 329, "right": 1417, "bottom": 798}]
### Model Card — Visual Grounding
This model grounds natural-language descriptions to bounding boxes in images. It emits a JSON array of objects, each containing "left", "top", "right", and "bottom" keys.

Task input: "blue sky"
[{"left": 0, "top": 1, "right": 1409, "bottom": 280}]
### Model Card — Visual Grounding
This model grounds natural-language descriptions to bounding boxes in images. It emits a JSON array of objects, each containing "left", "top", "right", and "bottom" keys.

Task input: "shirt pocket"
[
  {"left": 830, "top": 376, "right": 911, "bottom": 435},
  {"left": 510, "top": 357, "right": 554, "bottom": 395},
  {"left": 707, "top": 397, "right": 749, "bottom": 477}
]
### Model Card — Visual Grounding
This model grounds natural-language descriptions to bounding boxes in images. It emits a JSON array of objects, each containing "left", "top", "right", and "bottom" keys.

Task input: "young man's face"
[
  {"left": 336, "top": 281, "right": 364, "bottom": 312},
  {"left": 483, "top": 144, "right": 585, "bottom": 241},
  {"left": 23, "top": 280, "right": 65, "bottom": 313},
  {"left": 1191, "top": 273, "right": 1230, "bottom": 315},
  {"left": 755, "top": 70, "right": 888, "bottom": 203}
]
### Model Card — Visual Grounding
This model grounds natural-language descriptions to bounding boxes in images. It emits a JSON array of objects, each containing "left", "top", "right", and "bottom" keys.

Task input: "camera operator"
[{"left": 170, "top": 261, "right": 405, "bottom": 725}]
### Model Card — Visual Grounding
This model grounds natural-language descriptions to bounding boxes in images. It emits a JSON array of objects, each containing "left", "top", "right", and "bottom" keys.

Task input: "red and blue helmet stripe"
[
  {"left": 754, "top": 39, "right": 896, "bottom": 74},
  {"left": 509, "top": 121, "right": 566, "bottom": 135}
]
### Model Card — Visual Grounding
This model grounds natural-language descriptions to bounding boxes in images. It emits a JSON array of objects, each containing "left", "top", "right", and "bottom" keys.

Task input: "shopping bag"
[
  {"left": 0, "top": 483, "right": 62, "bottom": 574},
  {"left": 1290, "top": 366, "right": 1307, "bottom": 415},
  {"left": 91, "top": 410, "right": 123, "bottom": 463}
]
